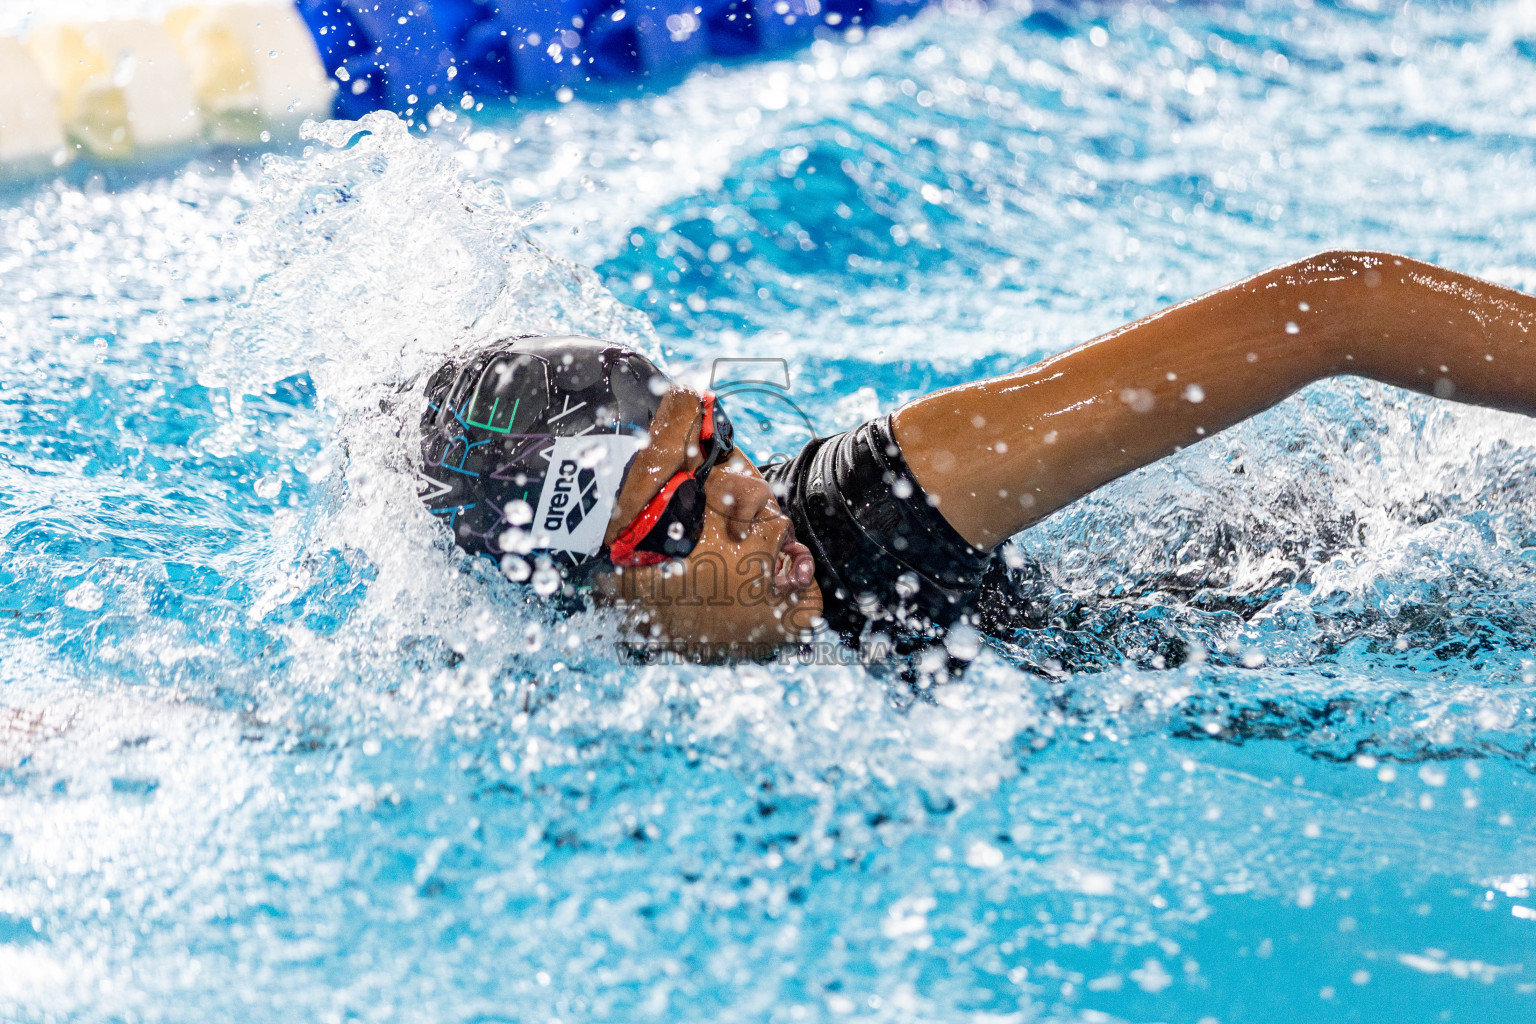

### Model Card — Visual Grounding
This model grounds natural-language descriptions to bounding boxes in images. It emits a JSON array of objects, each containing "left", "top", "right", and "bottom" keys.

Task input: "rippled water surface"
[{"left": 4, "top": 1, "right": 1536, "bottom": 1020}]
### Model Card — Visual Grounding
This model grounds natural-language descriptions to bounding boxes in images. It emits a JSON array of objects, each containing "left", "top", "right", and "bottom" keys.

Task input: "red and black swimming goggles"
[{"left": 608, "top": 392, "right": 734, "bottom": 567}]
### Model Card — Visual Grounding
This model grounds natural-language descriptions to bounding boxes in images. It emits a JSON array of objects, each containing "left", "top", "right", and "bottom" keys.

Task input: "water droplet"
[
  {"left": 1118, "top": 388, "right": 1155, "bottom": 412},
  {"left": 577, "top": 441, "right": 612, "bottom": 468},
  {"left": 64, "top": 581, "right": 104, "bottom": 612},
  {"left": 112, "top": 54, "right": 137, "bottom": 89},
  {"left": 944, "top": 624, "right": 981, "bottom": 661},
  {"left": 964, "top": 840, "right": 1003, "bottom": 868},
  {"left": 532, "top": 567, "right": 561, "bottom": 595},
  {"left": 505, "top": 500, "right": 533, "bottom": 525}
]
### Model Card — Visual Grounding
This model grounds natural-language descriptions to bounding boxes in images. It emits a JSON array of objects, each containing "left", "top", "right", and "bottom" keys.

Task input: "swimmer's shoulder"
[{"left": 759, "top": 417, "right": 993, "bottom": 640}]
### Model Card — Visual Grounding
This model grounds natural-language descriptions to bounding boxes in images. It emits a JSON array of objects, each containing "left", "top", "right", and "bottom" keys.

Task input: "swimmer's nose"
[{"left": 707, "top": 455, "right": 775, "bottom": 541}]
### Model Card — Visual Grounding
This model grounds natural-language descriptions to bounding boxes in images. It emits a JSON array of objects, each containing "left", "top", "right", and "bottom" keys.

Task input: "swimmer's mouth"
[{"left": 772, "top": 525, "right": 816, "bottom": 596}]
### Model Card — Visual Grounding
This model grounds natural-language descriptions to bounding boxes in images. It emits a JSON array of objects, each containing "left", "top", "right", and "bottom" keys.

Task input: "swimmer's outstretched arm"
[{"left": 893, "top": 250, "right": 1536, "bottom": 549}]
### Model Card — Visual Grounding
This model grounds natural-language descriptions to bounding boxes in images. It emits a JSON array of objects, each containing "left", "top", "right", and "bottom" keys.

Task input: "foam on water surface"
[{"left": 4, "top": 1, "right": 1536, "bottom": 1020}]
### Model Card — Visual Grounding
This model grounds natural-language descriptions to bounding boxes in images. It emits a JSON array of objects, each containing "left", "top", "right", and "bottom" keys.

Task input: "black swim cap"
[{"left": 418, "top": 336, "right": 667, "bottom": 581}]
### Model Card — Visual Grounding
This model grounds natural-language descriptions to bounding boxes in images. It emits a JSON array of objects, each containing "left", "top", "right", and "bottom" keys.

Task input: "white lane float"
[{"left": 1, "top": 2, "right": 332, "bottom": 167}]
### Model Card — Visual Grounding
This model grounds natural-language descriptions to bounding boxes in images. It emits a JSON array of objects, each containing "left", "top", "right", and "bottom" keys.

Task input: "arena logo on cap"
[{"left": 531, "top": 435, "right": 644, "bottom": 556}]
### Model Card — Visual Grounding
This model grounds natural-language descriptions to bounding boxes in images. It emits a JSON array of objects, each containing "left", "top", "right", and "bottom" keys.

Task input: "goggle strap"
[
  {"left": 609, "top": 469, "right": 692, "bottom": 565},
  {"left": 701, "top": 391, "right": 717, "bottom": 442},
  {"left": 608, "top": 393, "right": 729, "bottom": 569}
]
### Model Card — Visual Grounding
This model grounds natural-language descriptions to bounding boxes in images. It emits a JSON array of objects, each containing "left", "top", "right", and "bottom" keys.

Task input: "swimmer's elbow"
[{"left": 1287, "top": 248, "right": 1414, "bottom": 285}]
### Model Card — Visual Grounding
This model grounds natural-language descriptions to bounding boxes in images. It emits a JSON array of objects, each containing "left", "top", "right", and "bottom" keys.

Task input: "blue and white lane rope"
[{"left": 0, "top": 0, "right": 946, "bottom": 166}]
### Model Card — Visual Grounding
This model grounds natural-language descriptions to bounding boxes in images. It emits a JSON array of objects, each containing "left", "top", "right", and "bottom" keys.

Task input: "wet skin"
[
  {"left": 895, "top": 250, "right": 1536, "bottom": 549},
  {"left": 592, "top": 387, "right": 823, "bottom": 651}
]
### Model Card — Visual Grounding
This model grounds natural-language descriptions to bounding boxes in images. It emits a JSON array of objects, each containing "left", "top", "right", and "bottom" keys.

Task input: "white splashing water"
[{"left": 4, "top": 1, "right": 1536, "bottom": 1021}]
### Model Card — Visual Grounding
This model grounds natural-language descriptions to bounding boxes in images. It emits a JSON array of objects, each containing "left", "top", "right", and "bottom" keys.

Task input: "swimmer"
[{"left": 418, "top": 251, "right": 1536, "bottom": 658}]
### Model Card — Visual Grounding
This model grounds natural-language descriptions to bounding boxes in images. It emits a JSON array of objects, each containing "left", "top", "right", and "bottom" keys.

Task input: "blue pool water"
[{"left": 4, "top": 0, "right": 1536, "bottom": 1020}]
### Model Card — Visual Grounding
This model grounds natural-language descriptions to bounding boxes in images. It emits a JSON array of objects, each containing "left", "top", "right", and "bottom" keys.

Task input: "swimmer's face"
[{"left": 591, "top": 386, "right": 824, "bottom": 656}]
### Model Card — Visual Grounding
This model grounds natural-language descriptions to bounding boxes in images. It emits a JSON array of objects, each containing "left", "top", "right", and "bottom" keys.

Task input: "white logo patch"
[{"left": 530, "top": 435, "right": 644, "bottom": 556}]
